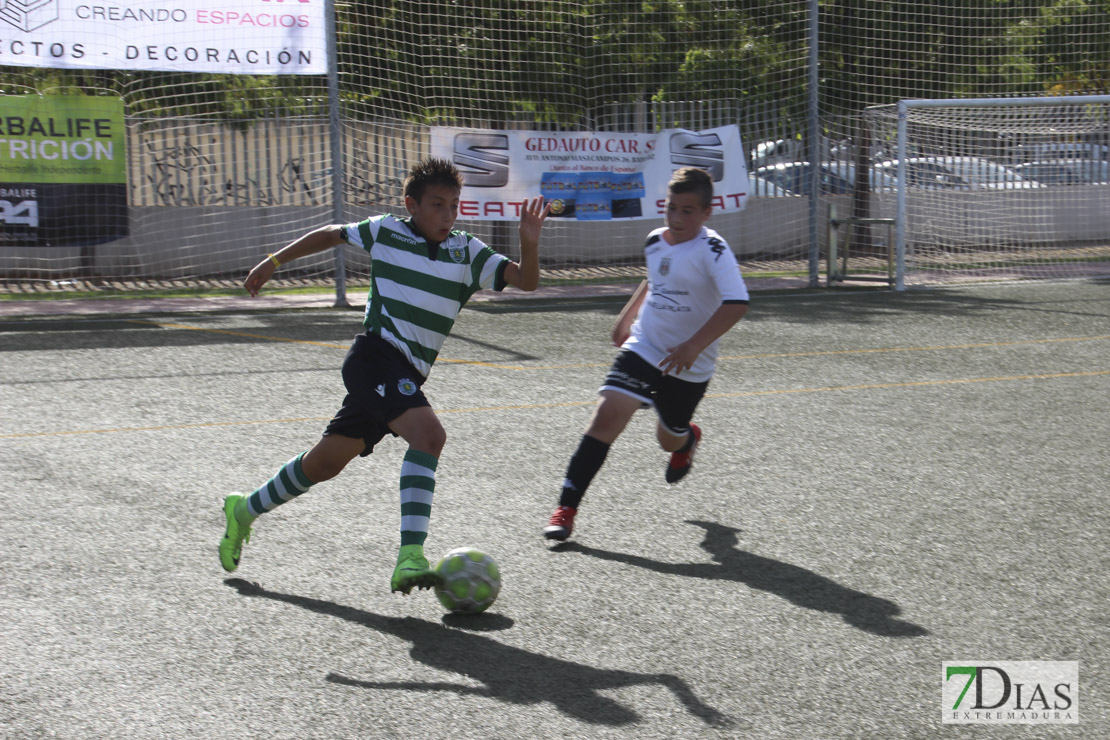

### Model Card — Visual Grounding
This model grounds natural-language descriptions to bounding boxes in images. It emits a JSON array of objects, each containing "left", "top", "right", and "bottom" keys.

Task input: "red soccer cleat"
[
  {"left": 543, "top": 505, "right": 577, "bottom": 541},
  {"left": 665, "top": 423, "right": 701, "bottom": 483}
]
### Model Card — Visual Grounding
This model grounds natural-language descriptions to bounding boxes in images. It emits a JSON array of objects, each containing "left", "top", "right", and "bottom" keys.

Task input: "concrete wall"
[
  {"left": 872, "top": 185, "right": 1110, "bottom": 246},
  {"left": 2, "top": 188, "right": 1106, "bottom": 279}
]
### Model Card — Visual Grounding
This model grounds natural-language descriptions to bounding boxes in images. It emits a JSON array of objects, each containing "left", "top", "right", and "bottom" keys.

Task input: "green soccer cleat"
[
  {"left": 390, "top": 545, "right": 442, "bottom": 595},
  {"left": 219, "top": 494, "right": 252, "bottom": 572}
]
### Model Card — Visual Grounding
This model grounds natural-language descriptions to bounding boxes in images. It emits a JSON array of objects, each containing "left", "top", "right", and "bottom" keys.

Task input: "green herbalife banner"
[{"left": 0, "top": 95, "right": 128, "bottom": 246}]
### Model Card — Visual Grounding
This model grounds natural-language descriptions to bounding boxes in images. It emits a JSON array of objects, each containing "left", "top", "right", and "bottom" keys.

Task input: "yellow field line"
[
  {"left": 717, "top": 335, "right": 1110, "bottom": 363},
  {"left": 4, "top": 369, "right": 1106, "bottom": 440},
  {"left": 707, "top": 369, "right": 1110, "bottom": 400},
  {"left": 130, "top": 319, "right": 1110, "bottom": 371},
  {"left": 1, "top": 417, "right": 333, "bottom": 439},
  {"left": 127, "top": 320, "right": 351, "bottom": 349},
  {"left": 126, "top": 320, "right": 563, "bottom": 369}
]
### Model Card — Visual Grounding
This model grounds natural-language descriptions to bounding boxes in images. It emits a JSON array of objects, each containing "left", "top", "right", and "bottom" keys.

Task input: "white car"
[
  {"left": 749, "top": 138, "right": 804, "bottom": 169},
  {"left": 748, "top": 173, "right": 792, "bottom": 197},
  {"left": 1012, "top": 142, "right": 1110, "bottom": 163},
  {"left": 1011, "top": 159, "right": 1110, "bottom": 185},
  {"left": 874, "top": 157, "right": 1043, "bottom": 190},
  {"left": 754, "top": 161, "right": 895, "bottom": 196}
]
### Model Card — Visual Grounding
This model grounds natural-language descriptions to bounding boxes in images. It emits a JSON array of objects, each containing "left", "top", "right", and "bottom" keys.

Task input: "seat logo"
[
  {"left": 670, "top": 132, "right": 724, "bottom": 180},
  {"left": 452, "top": 133, "right": 509, "bottom": 188}
]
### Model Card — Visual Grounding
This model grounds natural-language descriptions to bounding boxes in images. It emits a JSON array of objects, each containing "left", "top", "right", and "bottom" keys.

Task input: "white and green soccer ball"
[{"left": 433, "top": 547, "right": 501, "bottom": 614}]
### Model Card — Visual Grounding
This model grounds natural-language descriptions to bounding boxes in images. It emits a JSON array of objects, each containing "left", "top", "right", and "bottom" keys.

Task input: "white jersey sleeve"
[{"left": 704, "top": 230, "right": 749, "bottom": 305}]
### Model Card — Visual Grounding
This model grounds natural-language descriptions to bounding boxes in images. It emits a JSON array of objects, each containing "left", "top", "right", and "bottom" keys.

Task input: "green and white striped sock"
[
  {"left": 242, "top": 451, "right": 313, "bottom": 522},
  {"left": 399, "top": 449, "right": 437, "bottom": 547}
]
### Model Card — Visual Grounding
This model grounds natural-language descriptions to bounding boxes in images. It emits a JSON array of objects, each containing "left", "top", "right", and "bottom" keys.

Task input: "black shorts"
[
  {"left": 324, "top": 332, "right": 431, "bottom": 456},
  {"left": 600, "top": 349, "right": 709, "bottom": 435}
]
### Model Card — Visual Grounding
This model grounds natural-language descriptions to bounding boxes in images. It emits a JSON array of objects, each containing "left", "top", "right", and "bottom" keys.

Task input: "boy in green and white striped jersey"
[{"left": 221, "top": 158, "right": 550, "bottom": 596}]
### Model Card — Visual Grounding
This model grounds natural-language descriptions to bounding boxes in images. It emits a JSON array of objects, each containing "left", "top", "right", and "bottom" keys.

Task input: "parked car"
[
  {"left": 828, "top": 161, "right": 899, "bottom": 192},
  {"left": 749, "top": 138, "right": 804, "bottom": 169},
  {"left": 1011, "top": 159, "right": 1110, "bottom": 185},
  {"left": 1011, "top": 142, "right": 1109, "bottom": 164},
  {"left": 873, "top": 157, "right": 1042, "bottom": 190},
  {"left": 748, "top": 172, "right": 792, "bottom": 197},
  {"left": 753, "top": 161, "right": 894, "bottom": 196}
]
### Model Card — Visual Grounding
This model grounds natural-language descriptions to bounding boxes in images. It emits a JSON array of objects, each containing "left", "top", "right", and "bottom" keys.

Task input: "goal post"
[{"left": 866, "top": 96, "right": 1110, "bottom": 290}]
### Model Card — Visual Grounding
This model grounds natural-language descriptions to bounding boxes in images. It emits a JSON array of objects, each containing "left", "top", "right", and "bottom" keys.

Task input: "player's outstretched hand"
[
  {"left": 518, "top": 196, "right": 551, "bottom": 248},
  {"left": 244, "top": 259, "right": 275, "bottom": 297},
  {"left": 659, "top": 341, "right": 699, "bottom": 376}
]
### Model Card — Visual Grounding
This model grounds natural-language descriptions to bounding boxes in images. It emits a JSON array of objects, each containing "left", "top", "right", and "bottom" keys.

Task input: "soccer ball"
[{"left": 433, "top": 547, "right": 501, "bottom": 614}]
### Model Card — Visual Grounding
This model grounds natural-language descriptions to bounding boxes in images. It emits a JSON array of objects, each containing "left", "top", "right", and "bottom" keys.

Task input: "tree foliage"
[{"left": 0, "top": 0, "right": 1105, "bottom": 125}]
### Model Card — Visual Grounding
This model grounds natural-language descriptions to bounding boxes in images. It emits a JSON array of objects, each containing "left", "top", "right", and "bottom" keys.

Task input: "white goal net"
[{"left": 864, "top": 96, "right": 1110, "bottom": 287}]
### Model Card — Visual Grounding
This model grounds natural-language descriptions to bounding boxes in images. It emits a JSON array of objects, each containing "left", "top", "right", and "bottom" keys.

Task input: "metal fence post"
[
  {"left": 326, "top": 0, "right": 350, "bottom": 308},
  {"left": 806, "top": 0, "right": 820, "bottom": 288}
]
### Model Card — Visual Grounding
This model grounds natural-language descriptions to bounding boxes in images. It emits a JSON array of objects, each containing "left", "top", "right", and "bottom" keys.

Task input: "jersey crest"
[
  {"left": 659, "top": 257, "right": 671, "bottom": 276},
  {"left": 448, "top": 245, "right": 466, "bottom": 263}
]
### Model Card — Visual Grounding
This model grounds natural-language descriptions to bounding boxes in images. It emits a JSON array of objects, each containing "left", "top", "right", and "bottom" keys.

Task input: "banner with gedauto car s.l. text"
[
  {"left": 0, "top": 0, "right": 326, "bottom": 74},
  {"left": 431, "top": 126, "right": 749, "bottom": 221}
]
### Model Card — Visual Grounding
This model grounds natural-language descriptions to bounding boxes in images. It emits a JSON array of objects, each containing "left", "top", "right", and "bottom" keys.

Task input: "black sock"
[{"left": 559, "top": 435, "right": 610, "bottom": 508}]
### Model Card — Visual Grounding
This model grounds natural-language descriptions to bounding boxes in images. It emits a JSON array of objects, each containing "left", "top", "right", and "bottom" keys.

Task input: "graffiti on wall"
[{"left": 134, "top": 123, "right": 412, "bottom": 209}]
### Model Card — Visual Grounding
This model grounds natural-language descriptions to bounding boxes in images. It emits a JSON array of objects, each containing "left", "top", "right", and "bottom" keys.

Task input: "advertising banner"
[
  {"left": 0, "top": 94, "right": 128, "bottom": 246},
  {"left": 0, "top": 0, "right": 327, "bottom": 74},
  {"left": 431, "top": 125, "right": 748, "bottom": 221}
]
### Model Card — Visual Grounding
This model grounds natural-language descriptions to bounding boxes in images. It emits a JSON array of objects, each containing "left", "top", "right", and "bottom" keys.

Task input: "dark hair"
[
  {"left": 404, "top": 157, "right": 464, "bottom": 202},
  {"left": 667, "top": 166, "right": 714, "bottom": 209}
]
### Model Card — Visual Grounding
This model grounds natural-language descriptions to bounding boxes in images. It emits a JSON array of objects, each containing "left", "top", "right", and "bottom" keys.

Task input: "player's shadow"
[
  {"left": 224, "top": 578, "right": 732, "bottom": 729},
  {"left": 558, "top": 520, "right": 928, "bottom": 638}
]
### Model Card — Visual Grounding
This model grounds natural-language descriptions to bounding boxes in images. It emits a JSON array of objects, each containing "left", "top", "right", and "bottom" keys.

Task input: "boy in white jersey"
[
  {"left": 221, "top": 158, "right": 550, "bottom": 595},
  {"left": 544, "top": 167, "right": 748, "bottom": 541}
]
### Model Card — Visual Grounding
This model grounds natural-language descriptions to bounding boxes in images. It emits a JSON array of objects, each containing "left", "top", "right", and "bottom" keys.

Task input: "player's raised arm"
[
  {"left": 244, "top": 224, "right": 345, "bottom": 297},
  {"left": 503, "top": 196, "right": 551, "bottom": 292}
]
